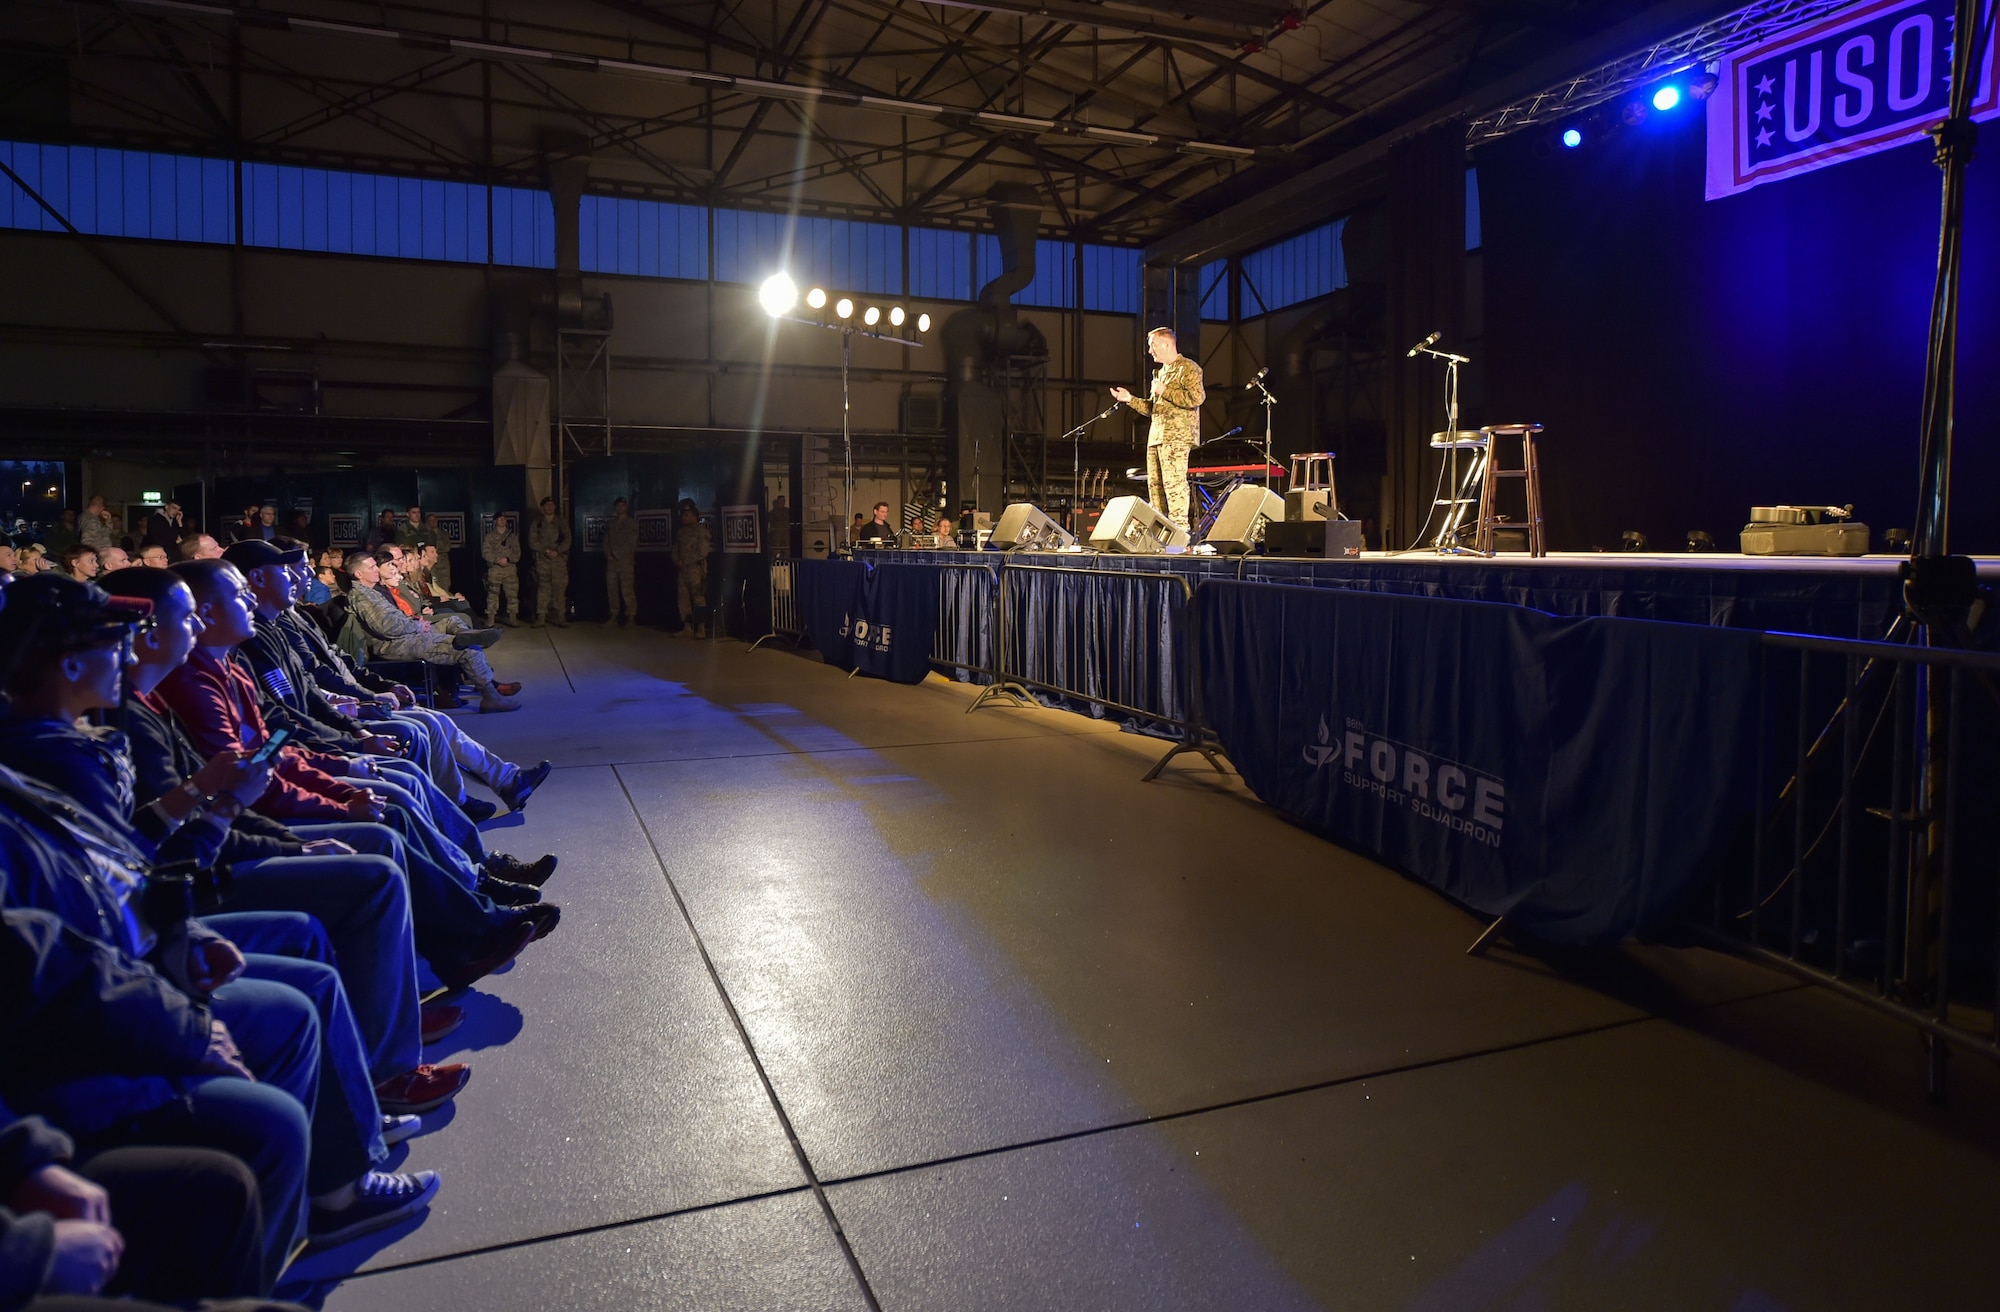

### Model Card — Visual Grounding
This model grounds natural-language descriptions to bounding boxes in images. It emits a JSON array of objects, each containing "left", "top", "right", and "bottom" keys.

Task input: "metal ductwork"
[
  {"left": 942, "top": 184, "right": 1049, "bottom": 522},
  {"left": 541, "top": 145, "right": 612, "bottom": 332}
]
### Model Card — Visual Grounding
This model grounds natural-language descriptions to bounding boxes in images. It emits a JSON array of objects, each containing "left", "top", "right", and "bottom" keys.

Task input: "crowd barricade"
[
  {"left": 1697, "top": 629, "right": 2000, "bottom": 1096},
  {"left": 749, "top": 558, "right": 803, "bottom": 650}
]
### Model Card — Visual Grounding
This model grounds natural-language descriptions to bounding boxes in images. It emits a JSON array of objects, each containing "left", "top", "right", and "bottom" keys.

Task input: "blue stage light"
[
  {"left": 1562, "top": 128, "right": 1583, "bottom": 148},
  {"left": 1652, "top": 85, "right": 1681, "bottom": 111}
]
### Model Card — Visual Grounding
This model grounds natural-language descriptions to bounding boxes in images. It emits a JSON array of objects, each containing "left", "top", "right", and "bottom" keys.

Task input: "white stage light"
[
  {"left": 888, "top": 306, "right": 905, "bottom": 327},
  {"left": 916, "top": 312, "right": 932, "bottom": 333},
  {"left": 835, "top": 297, "right": 854, "bottom": 319},
  {"left": 806, "top": 286, "right": 828, "bottom": 310},
  {"left": 864, "top": 305, "right": 881, "bottom": 326},
  {"left": 759, "top": 273, "right": 797, "bottom": 317}
]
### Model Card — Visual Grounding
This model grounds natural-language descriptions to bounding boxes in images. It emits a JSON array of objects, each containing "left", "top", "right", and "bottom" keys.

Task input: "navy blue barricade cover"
[
  {"left": 796, "top": 558, "right": 937, "bottom": 684},
  {"left": 1197, "top": 580, "right": 1763, "bottom": 944}
]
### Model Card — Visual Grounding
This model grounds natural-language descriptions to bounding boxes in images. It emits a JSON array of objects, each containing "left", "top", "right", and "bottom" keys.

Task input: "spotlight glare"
[
  {"left": 835, "top": 297, "right": 854, "bottom": 319},
  {"left": 1651, "top": 85, "right": 1681, "bottom": 111},
  {"left": 888, "top": 305, "right": 905, "bottom": 327},
  {"left": 916, "top": 313, "right": 931, "bottom": 333},
  {"left": 1561, "top": 128, "right": 1582, "bottom": 149},
  {"left": 806, "top": 286, "right": 827, "bottom": 310},
  {"left": 864, "top": 305, "right": 881, "bottom": 326},
  {"left": 758, "top": 272, "right": 797, "bottom": 318}
]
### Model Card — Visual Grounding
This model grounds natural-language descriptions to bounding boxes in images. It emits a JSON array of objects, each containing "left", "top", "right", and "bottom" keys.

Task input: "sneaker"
[
  {"left": 419, "top": 1002, "right": 463, "bottom": 1045},
  {"left": 453, "top": 629, "right": 504, "bottom": 650},
  {"left": 308, "top": 1170, "right": 442, "bottom": 1248},
  {"left": 508, "top": 902, "right": 561, "bottom": 942},
  {"left": 477, "top": 872, "right": 542, "bottom": 907},
  {"left": 498, "top": 760, "right": 552, "bottom": 811},
  {"left": 382, "top": 1114, "right": 423, "bottom": 1147},
  {"left": 459, "top": 796, "right": 498, "bottom": 822},
  {"left": 374, "top": 1063, "right": 471, "bottom": 1115},
  {"left": 433, "top": 922, "right": 536, "bottom": 992},
  {"left": 483, "top": 852, "right": 557, "bottom": 886}
]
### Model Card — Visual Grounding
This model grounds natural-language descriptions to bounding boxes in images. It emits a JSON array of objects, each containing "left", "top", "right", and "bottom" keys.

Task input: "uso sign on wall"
[{"left": 1706, "top": 0, "right": 1998, "bottom": 199}]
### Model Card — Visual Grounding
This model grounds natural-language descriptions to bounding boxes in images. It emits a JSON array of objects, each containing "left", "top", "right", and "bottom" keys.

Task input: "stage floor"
[
  {"left": 295, "top": 626, "right": 2000, "bottom": 1311},
  {"left": 870, "top": 547, "right": 2000, "bottom": 639}
]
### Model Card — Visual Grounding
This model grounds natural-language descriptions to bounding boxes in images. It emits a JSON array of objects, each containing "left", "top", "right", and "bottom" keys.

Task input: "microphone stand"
[
  {"left": 1246, "top": 373, "right": 1277, "bottom": 491},
  {"left": 1410, "top": 340, "right": 1477, "bottom": 553},
  {"left": 1057, "top": 399, "right": 1126, "bottom": 535}
]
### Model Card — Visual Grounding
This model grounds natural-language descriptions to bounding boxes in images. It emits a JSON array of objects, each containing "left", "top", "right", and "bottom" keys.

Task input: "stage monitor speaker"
[
  {"left": 1205, "top": 486, "right": 1286, "bottom": 554},
  {"left": 1264, "top": 520, "right": 1364, "bottom": 559},
  {"left": 991, "top": 502, "right": 1076, "bottom": 551},
  {"left": 1089, "top": 495, "right": 1188, "bottom": 554},
  {"left": 1286, "top": 488, "right": 1332, "bottom": 523}
]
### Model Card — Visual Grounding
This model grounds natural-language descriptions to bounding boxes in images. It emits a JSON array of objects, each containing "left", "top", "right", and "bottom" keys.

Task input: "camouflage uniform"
[
  {"left": 529, "top": 511, "right": 571, "bottom": 625},
  {"left": 1128, "top": 356, "right": 1206, "bottom": 532},
  {"left": 603, "top": 511, "right": 639, "bottom": 624},
  {"left": 672, "top": 518, "right": 713, "bottom": 636},
  {"left": 348, "top": 581, "right": 501, "bottom": 694},
  {"left": 481, "top": 524, "right": 522, "bottom": 624}
]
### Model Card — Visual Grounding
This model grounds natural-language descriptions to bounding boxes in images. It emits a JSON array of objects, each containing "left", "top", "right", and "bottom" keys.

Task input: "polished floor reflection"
[{"left": 304, "top": 626, "right": 2000, "bottom": 1311}]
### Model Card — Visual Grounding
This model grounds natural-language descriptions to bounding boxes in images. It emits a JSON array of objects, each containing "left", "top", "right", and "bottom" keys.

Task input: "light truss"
[{"left": 1465, "top": 0, "right": 1859, "bottom": 141}]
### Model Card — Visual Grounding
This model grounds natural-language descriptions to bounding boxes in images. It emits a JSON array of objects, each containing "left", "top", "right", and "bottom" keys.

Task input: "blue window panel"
[
  {"left": 1240, "top": 217, "right": 1346, "bottom": 316},
  {"left": 974, "top": 235, "right": 1074, "bottom": 308},
  {"left": 1081, "top": 244, "right": 1141, "bottom": 314},
  {"left": 0, "top": 140, "right": 233, "bottom": 243},
  {"left": 909, "top": 227, "right": 970, "bottom": 300},
  {"left": 714, "top": 208, "right": 899, "bottom": 293},
  {"left": 1198, "top": 260, "right": 1229, "bottom": 321},
  {"left": 1465, "top": 167, "right": 1482, "bottom": 251},
  {"left": 492, "top": 185, "right": 554, "bottom": 268},
  {"left": 578, "top": 195, "right": 706, "bottom": 279},
  {"left": 244, "top": 162, "right": 490, "bottom": 263}
]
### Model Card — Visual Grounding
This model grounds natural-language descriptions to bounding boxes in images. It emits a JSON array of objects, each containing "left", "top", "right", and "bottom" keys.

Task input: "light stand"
[
  {"left": 1247, "top": 372, "right": 1278, "bottom": 491},
  {"left": 1055, "top": 399, "right": 1127, "bottom": 535}
]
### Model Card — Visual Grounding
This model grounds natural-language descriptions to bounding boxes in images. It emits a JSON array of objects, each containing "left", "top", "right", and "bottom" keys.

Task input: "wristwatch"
[{"left": 206, "top": 793, "right": 245, "bottom": 821}]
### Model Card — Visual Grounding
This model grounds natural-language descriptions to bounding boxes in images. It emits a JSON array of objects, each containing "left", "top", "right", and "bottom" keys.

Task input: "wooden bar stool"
[
  {"left": 1288, "top": 451, "right": 1338, "bottom": 520},
  {"left": 1475, "top": 423, "right": 1546, "bottom": 557}
]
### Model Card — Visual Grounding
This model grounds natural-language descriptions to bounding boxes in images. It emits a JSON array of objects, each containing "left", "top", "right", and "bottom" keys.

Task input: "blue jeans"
[
  {"left": 369, "top": 759, "right": 486, "bottom": 858},
  {"left": 225, "top": 848, "right": 422, "bottom": 1081},
  {"left": 204, "top": 911, "right": 386, "bottom": 1198},
  {"left": 289, "top": 820, "right": 510, "bottom": 968}
]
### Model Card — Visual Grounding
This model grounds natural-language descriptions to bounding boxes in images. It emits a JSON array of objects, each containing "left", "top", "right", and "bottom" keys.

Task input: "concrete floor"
[{"left": 294, "top": 625, "right": 2000, "bottom": 1311}]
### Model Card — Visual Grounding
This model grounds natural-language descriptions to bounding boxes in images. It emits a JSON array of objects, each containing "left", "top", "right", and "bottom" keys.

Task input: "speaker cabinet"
[
  {"left": 1089, "top": 496, "right": 1189, "bottom": 554},
  {"left": 1205, "top": 486, "right": 1286, "bottom": 554},
  {"left": 1264, "top": 520, "right": 1365, "bottom": 558},
  {"left": 991, "top": 503, "right": 1077, "bottom": 551},
  {"left": 1286, "top": 488, "right": 1332, "bottom": 522}
]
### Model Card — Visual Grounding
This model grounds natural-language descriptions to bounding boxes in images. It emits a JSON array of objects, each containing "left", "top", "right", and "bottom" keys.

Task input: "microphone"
[
  {"left": 1406, "top": 331, "right": 1441, "bottom": 357},
  {"left": 1242, "top": 366, "right": 1269, "bottom": 391},
  {"left": 1216, "top": 426, "right": 1244, "bottom": 440}
]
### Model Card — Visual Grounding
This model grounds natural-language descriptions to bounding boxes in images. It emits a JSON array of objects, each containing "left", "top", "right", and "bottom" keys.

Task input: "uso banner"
[
  {"left": 1706, "top": 0, "right": 1999, "bottom": 199},
  {"left": 796, "top": 558, "right": 937, "bottom": 684},
  {"left": 1196, "top": 581, "right": 1763, "bottom": 945}
]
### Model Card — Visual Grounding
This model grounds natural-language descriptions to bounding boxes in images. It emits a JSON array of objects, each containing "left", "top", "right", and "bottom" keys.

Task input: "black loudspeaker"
[
  {"left": 1264, "top": 520, "right": 1365, "bottom": 558},
  {"left": 1204, "top": 486, "right": 1285, "bottom": 554},
  {"left": 991, "top": 503, "right": 1076, "bottom": 551}
]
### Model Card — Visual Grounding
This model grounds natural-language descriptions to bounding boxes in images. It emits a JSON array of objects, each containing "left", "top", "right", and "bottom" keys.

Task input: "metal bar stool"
[
  {"left": 1288, "top": 452, "right": 1338, "bottom": 521},
  {"left": 1475, "top": 423, "right": 1546, "bottom": 557}
]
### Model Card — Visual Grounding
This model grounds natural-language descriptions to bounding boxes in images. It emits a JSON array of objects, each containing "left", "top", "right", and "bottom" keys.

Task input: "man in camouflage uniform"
[
  {"left": 528, "top": 496, "right": 570, "bottom": 627},
  {"left": 1110, "top": 326, "right": 1206, "bottom": 533},
  {"left": 481, "top": 512, "right": 522, "bottom": 627},
  {"left": 397, "top": 504, "right": 439, "bottom": 555},
  {"left": 671, "top": 502, "right": 712, "bottom": 638},
  {"left": 603, "top": 497, "right": 638, "bottom": 627},
  {"left": 347, "top": 550, "right": 521, "bottom": 712}
]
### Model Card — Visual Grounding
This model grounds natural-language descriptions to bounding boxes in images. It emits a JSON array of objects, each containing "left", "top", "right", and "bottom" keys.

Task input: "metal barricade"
[
  {"left": 749, "top": 558, "right": 803, "bottom": 651},
  {"left": 927, "top": 559, "right": 1009, "bottom": 691},
  {"left": 971, "top": 559, "right": 1228, "bottom": 780},
  {"left": 1698, "top": 629, "right": 2000, "bottom": 1095}
]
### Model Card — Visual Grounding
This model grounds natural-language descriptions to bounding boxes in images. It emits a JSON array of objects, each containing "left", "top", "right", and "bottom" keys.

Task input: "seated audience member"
[
  {"left": 16, "top": 546, "right": 48, "bottom": 576},
  {"left": 411, "top": 545, "right": 467, "bottom": 613},
  {"left": 381, "top": 556, "right": 478, "bottom": 638},
  {"left": 154, "top": 561, "right": 559, "bottom": 931},
  {"left": 176, "top": 534, "right": 222, "bottom": 562},
  {"left": 346, "top": 553, "right": 520, "bottom": 713},
  {"left": 43, "top": 512, "right": 78, "bottom": 561},
  {"left": 0, "top": 576, "right": 443, "bottom": 1255},
  {"left": 0, "top": 538, "right": 14, "bottom": 577},
  {"left": 0, "top": 1093, "right": 309, "bottom": 1308},
  {"left": 855, "top": 501, "right": 897, "bottom": 547},
  {"left": 1, "top": 904, "right": 311, "bottom": 1297},
  {"left": 137, "top": 545, "right": 170, "bottom": 569},
  {"left": 62, "top": 546, "right": 99, "bottom": 584},
  {"left": 97, "top": 547, "right": 129, "bottom": 575},
  {"left": 422, "top": 517, "right": 453, "bottom": 592},
  {"left": 226, "top": 506, "right": 262, "bottom": 545}
]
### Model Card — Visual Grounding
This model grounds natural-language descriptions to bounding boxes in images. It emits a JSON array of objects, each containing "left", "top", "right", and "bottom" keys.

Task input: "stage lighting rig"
[
  {"left": 1651, "top": 84, "right": 1682, "bottom": 111},
  {"left": 759, "top": 272, "right": 934, "bottom": 547},
  {"left": 1561, "top": 128, "right": 1583, "bottom": 149}
]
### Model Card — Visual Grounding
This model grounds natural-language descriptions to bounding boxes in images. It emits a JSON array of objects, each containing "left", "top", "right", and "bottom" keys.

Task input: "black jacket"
[
  {"left": 112, "top": 693, "right": 304, "bottom": 867},
  {"left": 235, "top": 614, "right": 363, "bottom": 753}
]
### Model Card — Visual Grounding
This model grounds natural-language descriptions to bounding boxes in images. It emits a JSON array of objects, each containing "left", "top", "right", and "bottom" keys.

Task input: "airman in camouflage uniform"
[
  {"left": 671, "top": 503, "right": 712, "bottom": 638},
  {"left": 1111, "top": 326, "right": 1206, "bottom": 533},
  {"left": 481, "top": 513, "right": 522, "bottom": 626},
  {"left": 603, "top": 497, "right": 638, "bottom": 626},
  {"left": 528, "top": 496, "right": 571, "bottom": 627}
]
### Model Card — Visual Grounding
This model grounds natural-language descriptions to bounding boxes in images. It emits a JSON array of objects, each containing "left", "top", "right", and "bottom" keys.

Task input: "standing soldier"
[
  {"left": 529, "top": 495, "right": 571, "bottom": 628},
  {"left": 1109, "top": 326, "right": 1205, "bottom": 534},
  {"left": 603, "top": 497, "right": 639, "bottom": 626},
  {"left": 672, "top": 501, "right": 712, "bottom": 638},
  {"left": 482, "top": 512, "right": 523, "bottom": 627},
  {"left": 397, "top": 504, "right": 439, "bottom": 555}
]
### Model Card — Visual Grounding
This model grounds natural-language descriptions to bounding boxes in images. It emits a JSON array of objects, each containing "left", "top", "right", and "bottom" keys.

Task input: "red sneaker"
[{"left": 374, "top": 1063, "right": 471, "bottom": 1115}]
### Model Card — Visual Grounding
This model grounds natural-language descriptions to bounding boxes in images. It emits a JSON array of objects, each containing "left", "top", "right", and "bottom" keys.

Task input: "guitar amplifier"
[{"left": 1263, "top": 520, "right": 1364, "bottom": 558}]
